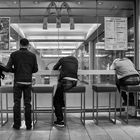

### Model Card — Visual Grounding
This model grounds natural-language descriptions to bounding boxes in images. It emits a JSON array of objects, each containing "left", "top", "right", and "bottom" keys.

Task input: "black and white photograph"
[{"left": 0, "top": 0, "right": 140, "bottom": 140}]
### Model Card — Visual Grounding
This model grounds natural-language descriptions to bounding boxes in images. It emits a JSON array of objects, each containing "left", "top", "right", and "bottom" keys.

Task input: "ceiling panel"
[{"left": 0, "top": 0, "right": 134, "bottom": 57}]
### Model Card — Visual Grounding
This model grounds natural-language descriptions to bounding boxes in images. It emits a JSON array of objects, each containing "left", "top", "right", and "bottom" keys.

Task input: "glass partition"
[
  {"left": 92, "top": 0, "right": 134, "bottom": 84},
  {"left": 0, "top": 0, "right": 135, "bottom": 85}
]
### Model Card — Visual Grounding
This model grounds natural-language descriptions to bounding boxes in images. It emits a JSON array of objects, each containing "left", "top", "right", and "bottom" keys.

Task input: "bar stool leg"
[
  {"left": 0, "top": 92, "right": 3, "bottom": 126},
  {"left": 92, "top": 90, "right": 94, "bottom": 120},
  {"left": 126, "top": 91, "right": 129, "bottom": 123},
  {"left": 5, "top": 93, "right": 8, "bottom": 124},
  {"left": 83, "top": 92, "right": 85, "bottom": 125},
  {"left": 64, "top": 92, "right": 66, "bottom": 126},
  {"left": 96, "top": 91, "right": 98, "bottom": 125},
  {"left": 120, "top": 91, "right": 122, "bottom": 117},
  {"left": 32, "top": 92, "right": 35, "bottom": 128},
  {"left": 80, "top": 93, "right": 82, "bottom": 122},
  {"left": 109, "top": 92, "right": 111, "bottom": 120},
  {"left": 52, "top": 91, "right": 54, "bottom": 125},
  {"left": 114, "top": 91, "right": 117, "bottom": 124},
  {"left": 35, "top": 93, "right": 37, "bottom": 123}
]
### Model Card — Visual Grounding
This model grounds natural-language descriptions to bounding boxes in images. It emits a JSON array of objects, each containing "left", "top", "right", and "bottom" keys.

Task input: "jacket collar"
[{"left": 20, "top": 48, "right": 28, "bottom": 50}]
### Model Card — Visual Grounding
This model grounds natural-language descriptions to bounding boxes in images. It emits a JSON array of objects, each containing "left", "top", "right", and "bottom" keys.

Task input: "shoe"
[
  {"left": 128, "top": 106, "right": 136, "bottom": 117},
  {"left": 13, "top": 125, "right": 20, "bottom": 130},
  {"left": 26, "top": 127, "right": 32, "bottom": 130},
  {"left": 26, "top": 126, "right": 32, "bottom": 130},
  {"left": 122, "top": 102, "right": 127, "bottom": 106},
  {"left": 54, "top": 121, "right": 64, "bottom": 127}
]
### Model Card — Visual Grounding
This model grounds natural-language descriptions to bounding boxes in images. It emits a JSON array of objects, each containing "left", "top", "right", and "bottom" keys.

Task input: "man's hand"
[{"left": 0, "top": 70, "right": 5, "bottom": 79}]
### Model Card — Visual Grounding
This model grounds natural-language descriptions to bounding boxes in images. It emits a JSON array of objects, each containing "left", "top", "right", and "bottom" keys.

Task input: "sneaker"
[
  {"left": 128, "top": 106, "right": 136, "bottom": 117},
  {"left": 26, "top": 124, "right": 32, "bottom": 130},
  {"left": 26, "top": 127, "right": 32, "bottom": 130},
  {"left": 13, "top": 125, "right": 20, "bottom": 130},
  {"left": 54, "top": 121, "right": 64, "bottom": 127}
]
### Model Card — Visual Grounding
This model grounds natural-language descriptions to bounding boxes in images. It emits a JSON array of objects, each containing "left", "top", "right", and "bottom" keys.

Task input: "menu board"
[
  {"left": 104, "top": 17, "right": 127, "bottom": 50},
  {"left": 0, "top": 17, "right": 10, "bottom": 51}
]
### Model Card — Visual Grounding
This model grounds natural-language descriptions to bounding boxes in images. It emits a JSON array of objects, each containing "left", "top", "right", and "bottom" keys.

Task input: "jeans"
[
  {"left": 53, "top": 79, "right": 77, "bottom": 122},
  {"left": 116, "top": 74, "right": 140, "bottom": 106},
  {"left": 13, "top": 83, "right": 32, "bottom": 128}
]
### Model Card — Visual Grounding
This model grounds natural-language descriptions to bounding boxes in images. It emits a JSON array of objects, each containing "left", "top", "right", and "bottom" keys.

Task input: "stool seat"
[
  {"left": 92, "top": 84, "right": 117, "bottom": 92},
  {"left": 32, "top": 85, "right": 54, "bottom": 93},
  {"left": 0, "top": 86, "right": 13, "bottom": 93},
  {"left": 120, "top": 85, "right": 140, "bottom": 92},
  {"left": 66, "top": 86, "right": 86, "bottom": 93}
]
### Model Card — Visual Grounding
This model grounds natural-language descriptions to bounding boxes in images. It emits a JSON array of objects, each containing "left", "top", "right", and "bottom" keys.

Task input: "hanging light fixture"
[
  {"left": 43, "top": 1, "right": 75, "bottom": 30},
  {"left": 70, "top": 17, "right": 74, "bottom": 30},
  {"left": 43, "top": 17, "right": 48, "bottom": 29}
]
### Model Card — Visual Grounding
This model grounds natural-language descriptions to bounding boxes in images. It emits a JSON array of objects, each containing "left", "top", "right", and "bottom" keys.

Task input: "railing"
[{"left": 33, "top": 70, "right": 116, "bottom": 76}]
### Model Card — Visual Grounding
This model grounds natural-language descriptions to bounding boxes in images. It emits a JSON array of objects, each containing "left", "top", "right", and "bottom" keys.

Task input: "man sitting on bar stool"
[
  {"left": 53, "top": 55, "right": 78, "bottom": 127},
  {"left": 110, "top": 53, "right": 140, "bottom": 116}
]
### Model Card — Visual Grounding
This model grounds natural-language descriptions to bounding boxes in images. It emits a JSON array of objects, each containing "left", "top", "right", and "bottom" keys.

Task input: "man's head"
[{"left": 20, "top": 38, "right": 29, "bottom": 48}]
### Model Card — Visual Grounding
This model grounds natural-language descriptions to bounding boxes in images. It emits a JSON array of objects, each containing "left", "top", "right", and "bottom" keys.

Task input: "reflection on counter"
[{"left": 1, "top": 74, "right": 13, "bottom": 85}]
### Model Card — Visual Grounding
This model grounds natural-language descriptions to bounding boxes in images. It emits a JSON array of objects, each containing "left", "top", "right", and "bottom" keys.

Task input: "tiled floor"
[{"left": 1, "top": 113, "right": 140, "bottom": 140}]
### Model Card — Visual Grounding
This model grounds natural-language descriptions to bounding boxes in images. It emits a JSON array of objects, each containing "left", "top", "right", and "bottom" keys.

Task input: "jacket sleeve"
[
  {"left": 5, "top": 54, "right": 15, "bottom": 73},
  {"left": 53, "top": 59, "right": 61, "bottom": 70},
  {"left": 32, "top": 55, "right": 38, "bottom": 73}
]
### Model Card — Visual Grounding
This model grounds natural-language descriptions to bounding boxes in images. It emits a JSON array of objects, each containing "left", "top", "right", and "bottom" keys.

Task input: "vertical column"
[
  {"left": 134, "top": 0, "right": 140, "bottom": 69},
  {"left": 89, "top": 41, "right": 94, "bottom": 84},
  {"left": 16, "top": 40, "right": 20, "bottom": 50}
]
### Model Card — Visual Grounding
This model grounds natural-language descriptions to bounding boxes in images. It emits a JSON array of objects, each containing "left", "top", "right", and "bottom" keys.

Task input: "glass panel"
[
  {"left": 0, "top": 0, "right": 135, "bottom": 85},
  {"left": 92, "top": 0, "right": 134, "bottom": 84}
]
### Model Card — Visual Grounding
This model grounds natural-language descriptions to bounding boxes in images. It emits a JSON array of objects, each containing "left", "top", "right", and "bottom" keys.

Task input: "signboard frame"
[{"left": 104, "top": 17, "right": 128, "bottom": 50}]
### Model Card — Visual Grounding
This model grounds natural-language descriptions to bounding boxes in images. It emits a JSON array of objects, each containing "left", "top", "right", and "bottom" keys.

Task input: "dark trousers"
[
  {"left": 13, "top": 83, "right": 32, "bottom": 128},
  {"left": 116, "top": 74, "right": 140, "bottom": 106},
  {"left": 53, "top": 79, "right": 77, "bottom": 122}
]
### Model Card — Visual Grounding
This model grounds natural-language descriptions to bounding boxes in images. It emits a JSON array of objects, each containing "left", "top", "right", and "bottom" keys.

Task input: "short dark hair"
[{"left": 20, "top": 38, "right": 29, "bottom": 46}]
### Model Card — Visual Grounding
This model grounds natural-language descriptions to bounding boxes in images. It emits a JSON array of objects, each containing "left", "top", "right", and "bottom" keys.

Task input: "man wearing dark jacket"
[
  {"left": 53, "top": 56, "right": 78, "bottom": 127},
  {"left": 6, "top": 38, "right": 38, "bottom": 130}
]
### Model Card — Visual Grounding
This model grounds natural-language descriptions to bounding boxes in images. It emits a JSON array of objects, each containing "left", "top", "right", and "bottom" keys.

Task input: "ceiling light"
[
  {"left": 13, "top": 1, "right": 17, "bottom": 4},
  {"left": 56, "top": 17, "right": 61, "bottom": 28},
  {"left": 33, "top": 1, "right": 39, "bottom": 5},
  {"left": 97, "top": 2, "right": 103, "bottom": 5},
  {"left": 43, "top": 17, "right": 48, "bottom": 30},
  {"left": 77, "top": 1, "right": 81, "bottom": 5},
  {"left": 61, "top": 50, "right": 73, "bottom": 54},
  {"left": 113, "top": 5, "right": 118, "bottom": 9},
  {"left": 43, "top": 1, "right": 74, "bottom": 30},
  {"left": 42, "top": 54, "right": 69, "bottom": 58},
  {"left": 70, "top": 17, "right": 75, "bottom": 30}
]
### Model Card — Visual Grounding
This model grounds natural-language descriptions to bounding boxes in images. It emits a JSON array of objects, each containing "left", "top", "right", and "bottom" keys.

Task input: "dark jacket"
[
  {"left": 6, "top": 48, "right": 38, "bottom": 83},
  {"left": 53, "top": 56, "right": 78, "bottom": 80}
]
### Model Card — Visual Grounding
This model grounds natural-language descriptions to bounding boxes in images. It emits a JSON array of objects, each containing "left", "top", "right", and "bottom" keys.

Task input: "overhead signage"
[
  {"left": 104, "top": 17, "right": 127, "bottom": 50},
  {"left": 0, "top": 17, "right": 10, "bottom": 51}
]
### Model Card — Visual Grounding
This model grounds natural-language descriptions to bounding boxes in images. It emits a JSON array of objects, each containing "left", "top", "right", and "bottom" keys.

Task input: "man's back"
[
  {"left": 53, "top": 56, "right": 78, "bottom": 80},
  {"left": 110, "top": 58, "right": 139, "bottom": 79},
  {"left": 7, "top": 48, "right": 38, "bottom": 83}
]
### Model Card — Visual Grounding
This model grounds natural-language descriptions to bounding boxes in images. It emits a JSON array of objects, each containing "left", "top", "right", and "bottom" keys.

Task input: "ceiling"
[{"left": 0, "top": 0, "right": 134, "bottom": 57}]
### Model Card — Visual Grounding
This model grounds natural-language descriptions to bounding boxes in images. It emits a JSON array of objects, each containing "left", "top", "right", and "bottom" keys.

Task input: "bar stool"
[
  {"left": 0, "top": 86, "right": 13, "bottom": 126},
  {"left": 120, "top": 85, "right": 140, "bottom": 123},
  {"left": 63, "top": 86, "right": 86, "bottom": 126},
  {"left": 31, "top": 85, "right": 54, "bottom": 127},
  {"left": 92, "top": 84, "right": 117, "bottom": 125}
]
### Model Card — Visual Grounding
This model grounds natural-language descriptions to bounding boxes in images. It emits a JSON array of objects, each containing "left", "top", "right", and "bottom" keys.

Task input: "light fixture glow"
[
  {"left": 56, "top": 17, "right": 61, "bottom": 28},
  {"left": 43, "top": 1, "right": 74, "bottom": 30},
  {"left": 43, "top": 17, "right": 48, "bottom": 30},
  {"left": 70, "top": 17, "right": 75, "bottom": 30}
]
